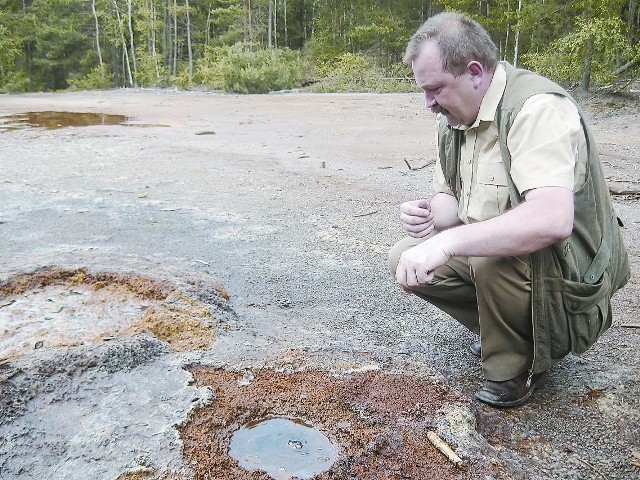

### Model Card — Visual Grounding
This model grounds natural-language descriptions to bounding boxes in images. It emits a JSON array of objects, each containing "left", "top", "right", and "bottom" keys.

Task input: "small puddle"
[
  {"left": 0, "top": 111, "right": 167, "bottom": 131},
  {"left": 229, "top": 416, "right": 339, "bottom": 480}
]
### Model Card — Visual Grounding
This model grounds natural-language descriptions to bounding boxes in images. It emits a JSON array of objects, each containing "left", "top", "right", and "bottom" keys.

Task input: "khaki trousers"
[{"left": 388, "top": 236, "right": 533, "bottom": 381}]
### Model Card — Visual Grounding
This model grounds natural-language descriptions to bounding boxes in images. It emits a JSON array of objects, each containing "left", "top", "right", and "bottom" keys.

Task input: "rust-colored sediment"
[
  {"left": 181, "top": 369, "right": 494, "bottom": 479},
  {"left": 0, "top": 267, "right": 224, "bottom": 354},
  {"left": 133, "top": 291, "right": 216, "bottom": 351}
]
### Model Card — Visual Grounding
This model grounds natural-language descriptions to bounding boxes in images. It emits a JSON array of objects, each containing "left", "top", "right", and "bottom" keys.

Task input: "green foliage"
[
  {"left": 0, "top": 71, "right": 31, "bottom": 93},
  {"left": 1, "top": 0, "right": 640, "bottom": 93},
  {"left": 67, "top": 65, "right": 114, "bottom": 90},
  {"left": 200, "top": 43, "right": 311, "bottom": 94},
  {"left": 208, "top": 0, "right": 245, "bottom": 46},
  {"left": 134, "top": 51, "right": 169, "bottom": 87},
  {"left": 310, "top": 52, "right": 415, "bottom": 93},
  {"left": 0, "top": 23, "right": 19, "bottom": 76},
  {"left": 524, "top": 15, "right": 630, "bottom": 86}
]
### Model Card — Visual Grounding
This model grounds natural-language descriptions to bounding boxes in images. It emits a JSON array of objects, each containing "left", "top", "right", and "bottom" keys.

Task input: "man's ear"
[{"left": 467, "top": 61, "right": 484, "bottom": 87}]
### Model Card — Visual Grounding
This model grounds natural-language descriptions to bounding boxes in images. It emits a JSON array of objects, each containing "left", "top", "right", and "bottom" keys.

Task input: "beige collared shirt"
[{"left": 434, "top": 64, "right": 587, "bottom": 224}]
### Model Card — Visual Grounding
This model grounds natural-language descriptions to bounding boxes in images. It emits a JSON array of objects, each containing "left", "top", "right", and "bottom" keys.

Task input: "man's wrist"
[{"left": 432, "top": 227, "right": 459, "bottom": 258}]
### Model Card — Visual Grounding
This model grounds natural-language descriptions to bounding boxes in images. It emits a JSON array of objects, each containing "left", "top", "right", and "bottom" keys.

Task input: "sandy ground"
[{"left": 0, "top": 89, "right": 638, "bottom": 479}]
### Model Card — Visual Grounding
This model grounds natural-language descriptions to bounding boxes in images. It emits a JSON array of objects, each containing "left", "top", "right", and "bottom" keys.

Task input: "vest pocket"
[{"left": 560, "top": 274, "right": 611, "bottom": 355}]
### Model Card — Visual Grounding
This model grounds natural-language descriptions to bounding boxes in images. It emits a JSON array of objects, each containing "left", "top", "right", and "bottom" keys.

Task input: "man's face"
[{"left": 411, "top": 40, "right": 483, "bottom": 127}]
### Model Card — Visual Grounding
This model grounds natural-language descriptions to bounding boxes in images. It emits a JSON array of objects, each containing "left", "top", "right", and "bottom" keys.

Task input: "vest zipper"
[{"left": 527, "top": 252, "right": 537, "bottom": 389}]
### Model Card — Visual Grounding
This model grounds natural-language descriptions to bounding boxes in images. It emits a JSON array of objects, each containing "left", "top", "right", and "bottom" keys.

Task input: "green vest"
[{"left": 438, "top": 62, "right": 630, "bottom": 374}]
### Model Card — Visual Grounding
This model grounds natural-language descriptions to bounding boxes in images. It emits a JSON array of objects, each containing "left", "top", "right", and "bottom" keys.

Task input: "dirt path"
[{"left": 0, "top": 90, "right": 638, "bottom": 479}]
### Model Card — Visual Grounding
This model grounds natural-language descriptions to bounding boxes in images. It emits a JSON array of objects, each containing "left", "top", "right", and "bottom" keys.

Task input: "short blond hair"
[{"left": 404, "top": 12, "right": 498, "bottom": 76}]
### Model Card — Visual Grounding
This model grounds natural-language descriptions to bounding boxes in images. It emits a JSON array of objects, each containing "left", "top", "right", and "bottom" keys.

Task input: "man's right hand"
[{"left": 399, "top": 199, "right": 435, "bottom": 238}]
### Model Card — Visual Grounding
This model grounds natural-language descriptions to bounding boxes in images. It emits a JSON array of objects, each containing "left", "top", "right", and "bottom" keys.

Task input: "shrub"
[
  {"left": 198, "top": 43, "right": 311, "bottom": 94},
  {"left": 67, "top": 65, "right": 113, "bottom": 90},
  {"left": 0, "top": 71, "right": 31, "bottom": 93},
  {"left": 309, "top": 52, "right": 415, "bottom": 93}
]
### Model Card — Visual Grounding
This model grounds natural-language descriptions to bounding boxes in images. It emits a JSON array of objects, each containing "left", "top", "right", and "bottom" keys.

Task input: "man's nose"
[{"left": 424, "top": 91, "right": 436, "bottom": 108}]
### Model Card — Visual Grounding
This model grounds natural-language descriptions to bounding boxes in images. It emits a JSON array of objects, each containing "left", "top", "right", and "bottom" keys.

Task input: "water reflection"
[
  {"left": 229, "top": 416, "right": 339, "bottom": 480},
  {"left": 0, "top": 111, "right": 130, "bottom": 131},
  {"left": 0, "top": 111, "right": 171, "bottom": 132}
]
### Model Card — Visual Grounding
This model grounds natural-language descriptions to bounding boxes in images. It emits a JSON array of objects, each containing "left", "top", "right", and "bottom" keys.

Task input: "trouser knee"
[{"left": 387, "top": 236, "right": 425, "bottom": 276}]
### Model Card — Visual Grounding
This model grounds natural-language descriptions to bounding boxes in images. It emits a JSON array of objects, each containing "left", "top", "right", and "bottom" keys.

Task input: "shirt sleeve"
[{"left": 507, "top": 93, "right": 582, "bottom": 193}]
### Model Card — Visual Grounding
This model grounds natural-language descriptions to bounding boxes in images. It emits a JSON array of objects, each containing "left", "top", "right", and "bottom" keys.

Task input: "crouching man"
[{"left": 389, "top": 12, "right": 630, "bottom": 407}]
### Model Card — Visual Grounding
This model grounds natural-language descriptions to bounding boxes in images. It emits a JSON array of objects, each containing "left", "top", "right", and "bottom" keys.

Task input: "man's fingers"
[
  {"left": 402, "top": 223, "right": 434, "bottom": 238},
  {"left": 400, "top": 211, "right": 434, "bottom": 225},
  {"left": 416, "top": 269, "right": 435, "bottom": 284},
  {"left": 400, "top": 205, "right": 432, "bottom": 218}
]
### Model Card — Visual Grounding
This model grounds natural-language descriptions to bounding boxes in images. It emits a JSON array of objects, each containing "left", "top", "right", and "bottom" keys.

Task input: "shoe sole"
[{"left": 474, "top": 373, "right": 548, "bottom": 408}]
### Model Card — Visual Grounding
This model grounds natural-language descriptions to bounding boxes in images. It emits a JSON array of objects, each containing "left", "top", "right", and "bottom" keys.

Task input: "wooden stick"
[
  {"left": 427, "top": 431, "right": 467, "bottom": 470},
  {"left": 404, "top": 158, "right": 435, "bottom": 171},
  {"left": 353, "top": 210, "right": 378, "bottom": 218},
  {"left": 620, "top": 324, "right": 640, "bottom": 329},
  {"left": 575, "top": 456, "right": 610, "bottom": 480}
]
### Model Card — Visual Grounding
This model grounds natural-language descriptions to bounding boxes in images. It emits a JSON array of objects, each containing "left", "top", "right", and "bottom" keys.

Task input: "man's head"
[{"left": 405, "top": 12, "right": 499, "bottom": 126}]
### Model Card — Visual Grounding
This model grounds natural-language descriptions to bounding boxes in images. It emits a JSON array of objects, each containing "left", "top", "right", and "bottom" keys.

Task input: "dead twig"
[
  {"left": 404, "top": 158, "right": 435, "bottom": 171},
  {"left": 574, "top": 456, "right": 610, "bottom": 480},
  {"left": 0, "top": 299, "right": 15, "bottom": 309},
  {"left": 353, "top": 210, "right": 378, "bottom": 218},
  {"left": 609, "top": 184, "right": 640, "bottom": 196},
  {"left": 608, "top": 179, "right": 640, "bottom": 185},
  {"left": 426, "top": 431, "right": 467, "bottom": 470},
  {"left": 620, "top": 324, "right": 640, "bottom": 329}
]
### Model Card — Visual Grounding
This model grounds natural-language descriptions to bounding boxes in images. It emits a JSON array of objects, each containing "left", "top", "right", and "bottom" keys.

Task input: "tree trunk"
[
  {"left": 274, "top": 0, "right": 277, "bottom": 47},
  {"left": 127, "top": 0, "right": 138, "bottom": 86},
  {"left": 162, "top": 0, "right": 170, "bottom": 68},
  {"left": 268, "top": 0, "right": 273, "bottom": 47},
  {"left": 581, "top": 36, "right": 594, "bottom": 92},
  {"left": 173, "top": 0, "right": 178, "bottom": 75},
  {"left": 246, "top": 0, "right": 252, "bottom": 41},
  {"left": 90, "top": 0, "right": 104, "bottom": 72},
  {"left": 513, "top": 0, "right": 522, "bottom": 67},
  {"left": 206, "top": 3, "right": 212, "bottom": 46},
  {"left": 185, "top": 0, "right": 193, "bottom": 81},
  {"left": 581, "top": 0, "right": 594, "bottom": 92},
  {"left": 22, "top": 0, "right": 33, "bottom": 89},
  {"left": 113, "top": 0, "right": 134, "bottom": 86},
  {"left": 150, "top": 0, "right": 160, "bottom": 80}
]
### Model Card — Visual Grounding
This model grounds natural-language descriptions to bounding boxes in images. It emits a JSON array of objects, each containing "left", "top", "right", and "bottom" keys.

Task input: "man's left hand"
[{"left": 395, "top": 237, "right": 452, "bottom": 291}]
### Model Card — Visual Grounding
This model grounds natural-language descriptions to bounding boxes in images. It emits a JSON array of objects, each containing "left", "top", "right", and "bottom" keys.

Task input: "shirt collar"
[{"left": 455, "top": 63, "right": 506, "bottom": 131}]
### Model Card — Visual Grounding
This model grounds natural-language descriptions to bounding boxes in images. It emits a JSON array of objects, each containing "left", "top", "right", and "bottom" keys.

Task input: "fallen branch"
[
  {"left": 608, "top": 179, "right": 640, "bottom": 185},
  {"left": 404, "top": 158, "right": 435, "bottom": 171},
  {"left": 620, "top": 324, "right": 640, "bottom": 329},
  {"left": 609, "top": 184, "right": 640, "bottom": 196},
  {"left": 353, "top": 210, "right": 378, "bottom": 218},
  {"left": 427, "top": 431, "right": 467, "bottom": 470},
  {"left": 575, "top": 456, "right": 610, "bottom": 480},
  {"left": 0, "top": 299, "right": 15, "bottom": 309}
]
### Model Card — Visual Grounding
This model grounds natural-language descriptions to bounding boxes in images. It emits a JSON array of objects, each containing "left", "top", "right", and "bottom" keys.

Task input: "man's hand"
[
  {"left": 400, "top": 199, "right": 435, "bottom": 238},
  {"left": 395, "top": 237, "right": 452, "bottom": 291}
]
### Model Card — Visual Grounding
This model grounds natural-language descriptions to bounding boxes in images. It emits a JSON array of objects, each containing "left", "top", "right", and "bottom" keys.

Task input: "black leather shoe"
[
  {"left": 475, "top": 371, "right": 547, "bottom": 408},
  {"left": 469, "top": 340, "right": 481, "bottom": 357}
]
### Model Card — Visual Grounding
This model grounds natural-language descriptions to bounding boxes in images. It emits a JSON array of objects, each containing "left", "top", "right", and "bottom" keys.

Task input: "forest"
[{"left": 0, "top": 0, "right": 639, "bottom": 94}]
